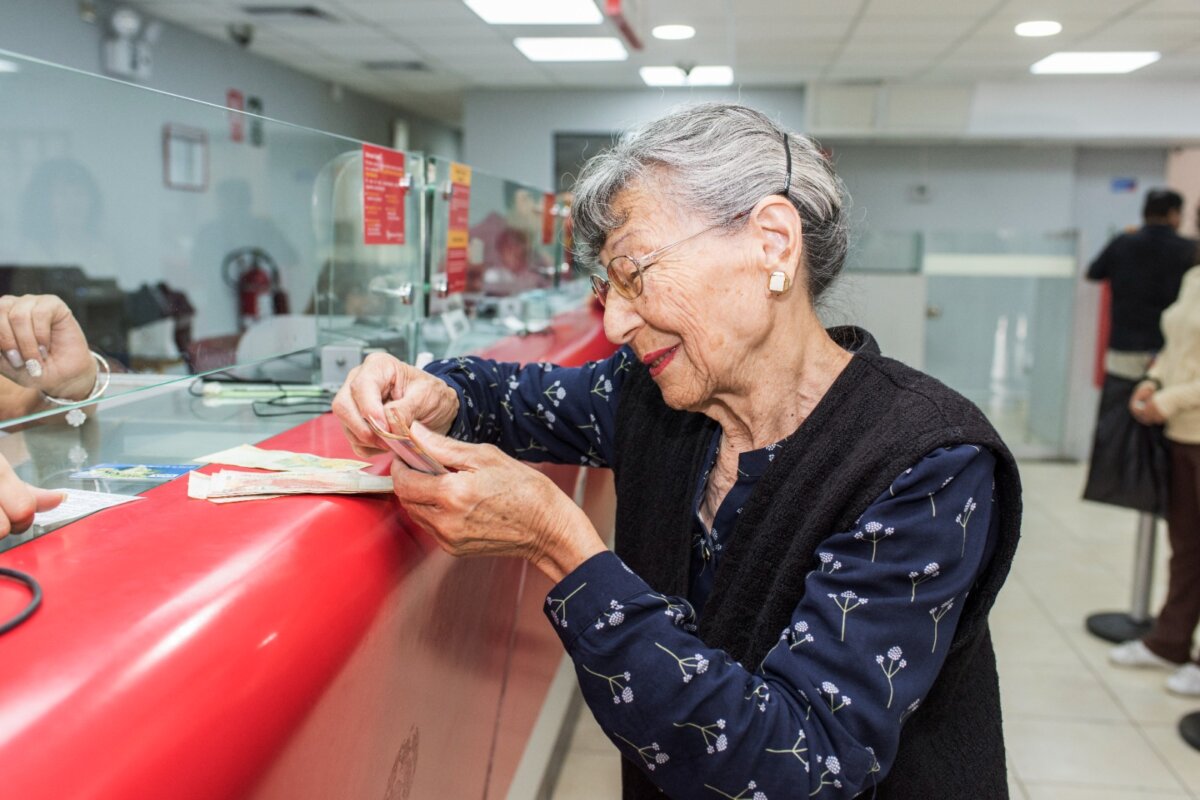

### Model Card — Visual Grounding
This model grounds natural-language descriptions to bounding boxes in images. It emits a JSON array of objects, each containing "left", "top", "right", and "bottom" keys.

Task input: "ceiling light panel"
[
  {"left": 651, "top": 24, "right": 695, "bottom": 41},
  {"left": 1015, "top": 20, "right": 1062, "bottom": 37},
  {"left": 464, "top": 0, "right": 602, "bottom": 25},
  {"left": 1030, "top": 51, "right": 1161, "bottom": 74},
  {"left": 514, "top": 37, "right": 628, "bottom": 62},
  {"left": 0, "top": 59, "right": 19, "bottom": 73}
]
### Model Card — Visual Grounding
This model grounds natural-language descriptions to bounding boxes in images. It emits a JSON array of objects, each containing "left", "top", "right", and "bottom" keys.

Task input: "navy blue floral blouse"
[{"left": 427, "top": 347, "right": 998, "bottom": 798}]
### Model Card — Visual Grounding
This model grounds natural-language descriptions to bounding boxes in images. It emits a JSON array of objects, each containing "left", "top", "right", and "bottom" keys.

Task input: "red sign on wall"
[
  {"left": 445, "top": 162, "right": 472, "bottom": 294},
  {"left": 362, "top": 144, "right": 406, "bottom": 245}
]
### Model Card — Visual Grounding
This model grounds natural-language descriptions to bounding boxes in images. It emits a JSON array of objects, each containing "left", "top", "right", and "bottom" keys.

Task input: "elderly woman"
[{"left": 334, "top": 103, "right": 1021, "bottom": 799}]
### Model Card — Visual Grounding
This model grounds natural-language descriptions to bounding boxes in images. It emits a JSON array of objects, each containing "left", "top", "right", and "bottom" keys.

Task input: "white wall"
[
  {"left": 827, "top": 142, "right": 1079, "bottom": 234},
  {"left": 0, "top": 0, "right": 461, "bottom": 155},
  {"left": 463, "top": 87, "right": 806, "bottom": 189},
  {"left": 809, "top": 80, "right": 1200, "bottom": 143}
]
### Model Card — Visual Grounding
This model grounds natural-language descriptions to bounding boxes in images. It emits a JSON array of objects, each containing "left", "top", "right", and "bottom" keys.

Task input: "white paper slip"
[
  {"left": 32, "top": 489, "right": 144, "bottom": 531},
  {"left": 194, "top": 444, "right": 369, "bottom": 473}
]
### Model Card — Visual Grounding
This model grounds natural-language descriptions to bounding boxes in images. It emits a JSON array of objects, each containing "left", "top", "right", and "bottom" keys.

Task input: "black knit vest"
[{"left": 612, "top": 327, "right": 1022, "bottom": 800}]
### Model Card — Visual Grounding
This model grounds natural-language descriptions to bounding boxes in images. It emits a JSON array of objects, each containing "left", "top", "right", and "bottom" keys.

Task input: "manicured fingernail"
[
  {"left": 24, "top": 359, "right": 42, "bottom": 378},
  {"left": 38, "top": 345, "right": 48, "bottom": 359},
  {"left": 6, "top": 350, "right": 20, "bottom": 369}
]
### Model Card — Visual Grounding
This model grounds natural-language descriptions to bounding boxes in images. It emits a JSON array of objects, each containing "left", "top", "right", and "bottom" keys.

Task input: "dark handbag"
[{"left": 1083, "top": 374, "right": 1170, "bottom": 515}]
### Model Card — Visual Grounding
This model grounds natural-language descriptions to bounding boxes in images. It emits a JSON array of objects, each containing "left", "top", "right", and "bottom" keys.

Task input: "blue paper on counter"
[{"left": 70, "top": 463, "right": 199, "bottom": 482}]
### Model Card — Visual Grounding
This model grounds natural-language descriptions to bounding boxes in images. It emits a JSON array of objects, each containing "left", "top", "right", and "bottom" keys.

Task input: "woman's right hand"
[
  {"left": 1130, "top": 380, "right": 1166, "bottom": 425},
  {"left": 0, "top": 455, "right": 64, "bottom": 539},
  {"left": 331, "top": 353, "right": 461, "bottom": 458}
]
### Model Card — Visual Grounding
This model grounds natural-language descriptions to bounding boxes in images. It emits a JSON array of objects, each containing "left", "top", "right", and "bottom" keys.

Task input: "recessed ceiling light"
[
  {"left": 1030, "top": 51, "right": 1160, "bottom": 74},
  {"left": 1014, "top": 20, "right": 1062, "bottom": 37},
  {"left": 640, "top": 65, "right": 734, "bottom": 87},
  {"left": 464, "top": 0, "right": 602, "bottom": 25},
  {"left": 515, "top": 37, "right": 628, "bottom": 62},
  {"left": 651, "top": 24, "right": 695, "bottom": 41},
  {"left": 0, "top": 59, "right": 19, "bottom": 73}
]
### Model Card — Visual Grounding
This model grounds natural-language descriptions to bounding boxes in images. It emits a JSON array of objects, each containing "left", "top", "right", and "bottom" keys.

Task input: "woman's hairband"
[{"left": 782, "top": 131, "right": 793, "bottom": 197}]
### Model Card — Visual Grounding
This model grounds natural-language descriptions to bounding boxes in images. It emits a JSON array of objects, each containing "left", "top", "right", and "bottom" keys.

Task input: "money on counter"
[
  {"left": 194, "top": 444, "right": 370, "bottom": 473},
  {"left": 188, "top": 469, "right": 393, "bottom": 503}
]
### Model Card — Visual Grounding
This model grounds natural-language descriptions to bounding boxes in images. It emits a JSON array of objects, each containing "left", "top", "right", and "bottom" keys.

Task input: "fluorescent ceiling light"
[
  {"left": 652, "top": 24, "right": 695, "bottom": 41},
  {"left": 0, "top": 59, "right": 19, "bottom": 73},
  {"left": 515, "top": 37, "right": 627, "bottom": 62},
  {"left": 1014, "top": 20, "right": 1062, "bottom": 37},
  {"left": 1030, "top": 51, "right": 1160, "bottom": 74},
  {"left": 640, "top": 65, "right": 734, "bottom": 87},
  {"left": 464, "top": 0, "right": 602, "bottom": 25}
]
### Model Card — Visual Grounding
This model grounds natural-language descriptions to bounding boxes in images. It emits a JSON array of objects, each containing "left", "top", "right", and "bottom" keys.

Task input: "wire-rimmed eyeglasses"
[{"left": 589, "top": 221, "right": 730, "bottom": 307}]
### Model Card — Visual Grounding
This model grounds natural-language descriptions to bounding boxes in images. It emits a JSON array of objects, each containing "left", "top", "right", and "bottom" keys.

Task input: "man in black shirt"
[
  {"left": 1083, "top": 189, "right": 1196, "bottom": 517},
  {"left": 1088, "top": 188, "right": 1196, "bottom": 355}
]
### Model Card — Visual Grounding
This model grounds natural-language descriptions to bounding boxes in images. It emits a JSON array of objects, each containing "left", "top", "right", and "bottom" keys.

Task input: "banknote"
[
  {"left": 188, "top": 469, "right": 393, "bottom": 501},
  {"left": 368, "top": 414, "right": 447, "bottom": 475},
  {"left": 187, "top": 472, "right": 282, "bottom": 503},
  {"left": 194, "top": 444, "right": 369, "bottom": 473}
]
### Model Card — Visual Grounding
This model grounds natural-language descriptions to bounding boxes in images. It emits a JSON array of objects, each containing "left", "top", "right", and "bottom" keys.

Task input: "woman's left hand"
[
  {"left": 389, "top": 423, "right": 606, "bottom": 583},
  {"left": 0, "top": 294, "right": 96, "bottom": 401}
]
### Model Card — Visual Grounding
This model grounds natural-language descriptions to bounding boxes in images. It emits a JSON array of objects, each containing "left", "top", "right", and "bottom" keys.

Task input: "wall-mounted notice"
[
  {"left": 542, "top": 193, "right": 556, "bottom": 245},
  {"left": 446, "top": 162, "right": 472, "bottom": 294},
  {"left": 363, "top": 143, "right": 406, "bottom": 245}
]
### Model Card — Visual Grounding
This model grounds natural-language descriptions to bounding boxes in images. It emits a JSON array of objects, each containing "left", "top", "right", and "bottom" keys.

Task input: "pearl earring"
[{"left": 768, "top": 271, "right": 792, "bottom": 295}]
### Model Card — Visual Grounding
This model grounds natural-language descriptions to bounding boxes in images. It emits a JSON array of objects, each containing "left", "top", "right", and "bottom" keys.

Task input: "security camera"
[
  {"left": 676, "top": 62, "right": 696, "bottom": 77},
  {"left": 227, "top": 22, "right": 254, "bottom": 48}
]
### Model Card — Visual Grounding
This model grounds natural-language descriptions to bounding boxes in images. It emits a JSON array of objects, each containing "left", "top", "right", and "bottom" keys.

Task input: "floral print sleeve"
[
  {"left": 543, "top": 445, "right": 997, "bottom": 798},
  {"left": 423, "top": 346, "right": 634, "bottom": 467}
]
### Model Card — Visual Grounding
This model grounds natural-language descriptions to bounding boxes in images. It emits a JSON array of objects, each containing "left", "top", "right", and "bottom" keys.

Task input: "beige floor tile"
[
  {"left": 1008, "top": 768, "right": 1029, "bottom": 799},
  {"left": 1141, "top": 722, "right": 1200, "bottom": 796},
  {"left": 569, "top": 707, "right": 617, "bottom": 755},
  {"left": 1000, "top": 662, "right": 1126, "bottom": 721},
  {"left": 551, "top": 749, "right": 623, "bottom": 799},
  {"left": 1005, "top": 718, "right": 1184, "bottom": 791},
  {"left": 1024, "top": 784, "right": 1191, "bottom": 799}
]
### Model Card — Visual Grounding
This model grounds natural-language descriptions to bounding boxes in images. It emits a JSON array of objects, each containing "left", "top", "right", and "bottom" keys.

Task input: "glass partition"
[
  {"left": 920, "top": 229, "right": 1079, "bottom": 457},
  {"left": 419, "top": 157, "right": 576, "bottom": 360},
  {"left": 0, "top": 48, "right": 420, "bottom": 425}
]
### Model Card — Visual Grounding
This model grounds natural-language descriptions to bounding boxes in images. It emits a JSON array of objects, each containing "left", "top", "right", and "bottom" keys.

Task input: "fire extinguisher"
[{"left": 222, "top": 247, "right": 289, "bottom": 330}]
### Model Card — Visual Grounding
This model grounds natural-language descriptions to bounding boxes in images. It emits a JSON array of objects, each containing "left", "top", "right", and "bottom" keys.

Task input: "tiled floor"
[{"left": 550, "top": 460, "right": 1200, "bottom": 798}]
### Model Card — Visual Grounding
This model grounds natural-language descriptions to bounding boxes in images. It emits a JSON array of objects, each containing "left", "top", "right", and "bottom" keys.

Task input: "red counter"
[{"left": 0, "top": 306, "right": 615, "bottom": 800}]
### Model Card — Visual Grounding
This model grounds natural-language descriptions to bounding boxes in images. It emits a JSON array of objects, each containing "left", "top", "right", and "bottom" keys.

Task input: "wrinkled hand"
[
  {"left": 331, "top": 353, "right": 460, "bottom": 458},
  {"left": 388, "top": 423, "right": 606, "bottom": 583},
  {"left": 1130, "top": 381, "right": 1167, "bottom": 425},
  {"left": 0, "top": 294, "right": 96, "bottom": 401},
  {"left": 0, "top": 455, "right": 65, "bottom": 539}
]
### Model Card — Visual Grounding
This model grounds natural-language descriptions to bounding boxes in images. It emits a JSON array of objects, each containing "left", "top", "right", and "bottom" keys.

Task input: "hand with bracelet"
[{"left": 0, "top": 294, "right": 108, "bottom": 422}]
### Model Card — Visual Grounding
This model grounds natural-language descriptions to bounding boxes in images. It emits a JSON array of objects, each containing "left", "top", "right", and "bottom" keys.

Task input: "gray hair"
[{"left": 571, "top": 102, "right": 849, "bottom": 302}]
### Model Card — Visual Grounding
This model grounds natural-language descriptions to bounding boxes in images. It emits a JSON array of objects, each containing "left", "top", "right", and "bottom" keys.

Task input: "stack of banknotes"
[{"left": 188, "top": 444, "right": 393, "bottom": 503}]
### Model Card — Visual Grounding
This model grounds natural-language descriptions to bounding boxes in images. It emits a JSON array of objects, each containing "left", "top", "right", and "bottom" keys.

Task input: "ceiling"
[{"left": 126, "top": 0, "right": 1200, "bottom": 126}]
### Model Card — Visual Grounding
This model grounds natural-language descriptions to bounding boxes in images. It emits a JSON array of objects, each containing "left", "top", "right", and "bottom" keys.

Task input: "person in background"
[
  {"left": 1087, "top": 188, "right": 1196, "bottom": 381},
  {"left": 1110, "top": 252, "right": 1200, "bottom": 693},
  {"left": 0, "top": 294, "right": 104, "bottom": 538},
  {"left": 17, "top": 158, "right": 122, "bottom": 279},
  {"left": 466, "top": 180, "right": 552, "bottom": 295},
  {"left": 335, "top": 103, "right": 1022, "bottom": 798}
]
